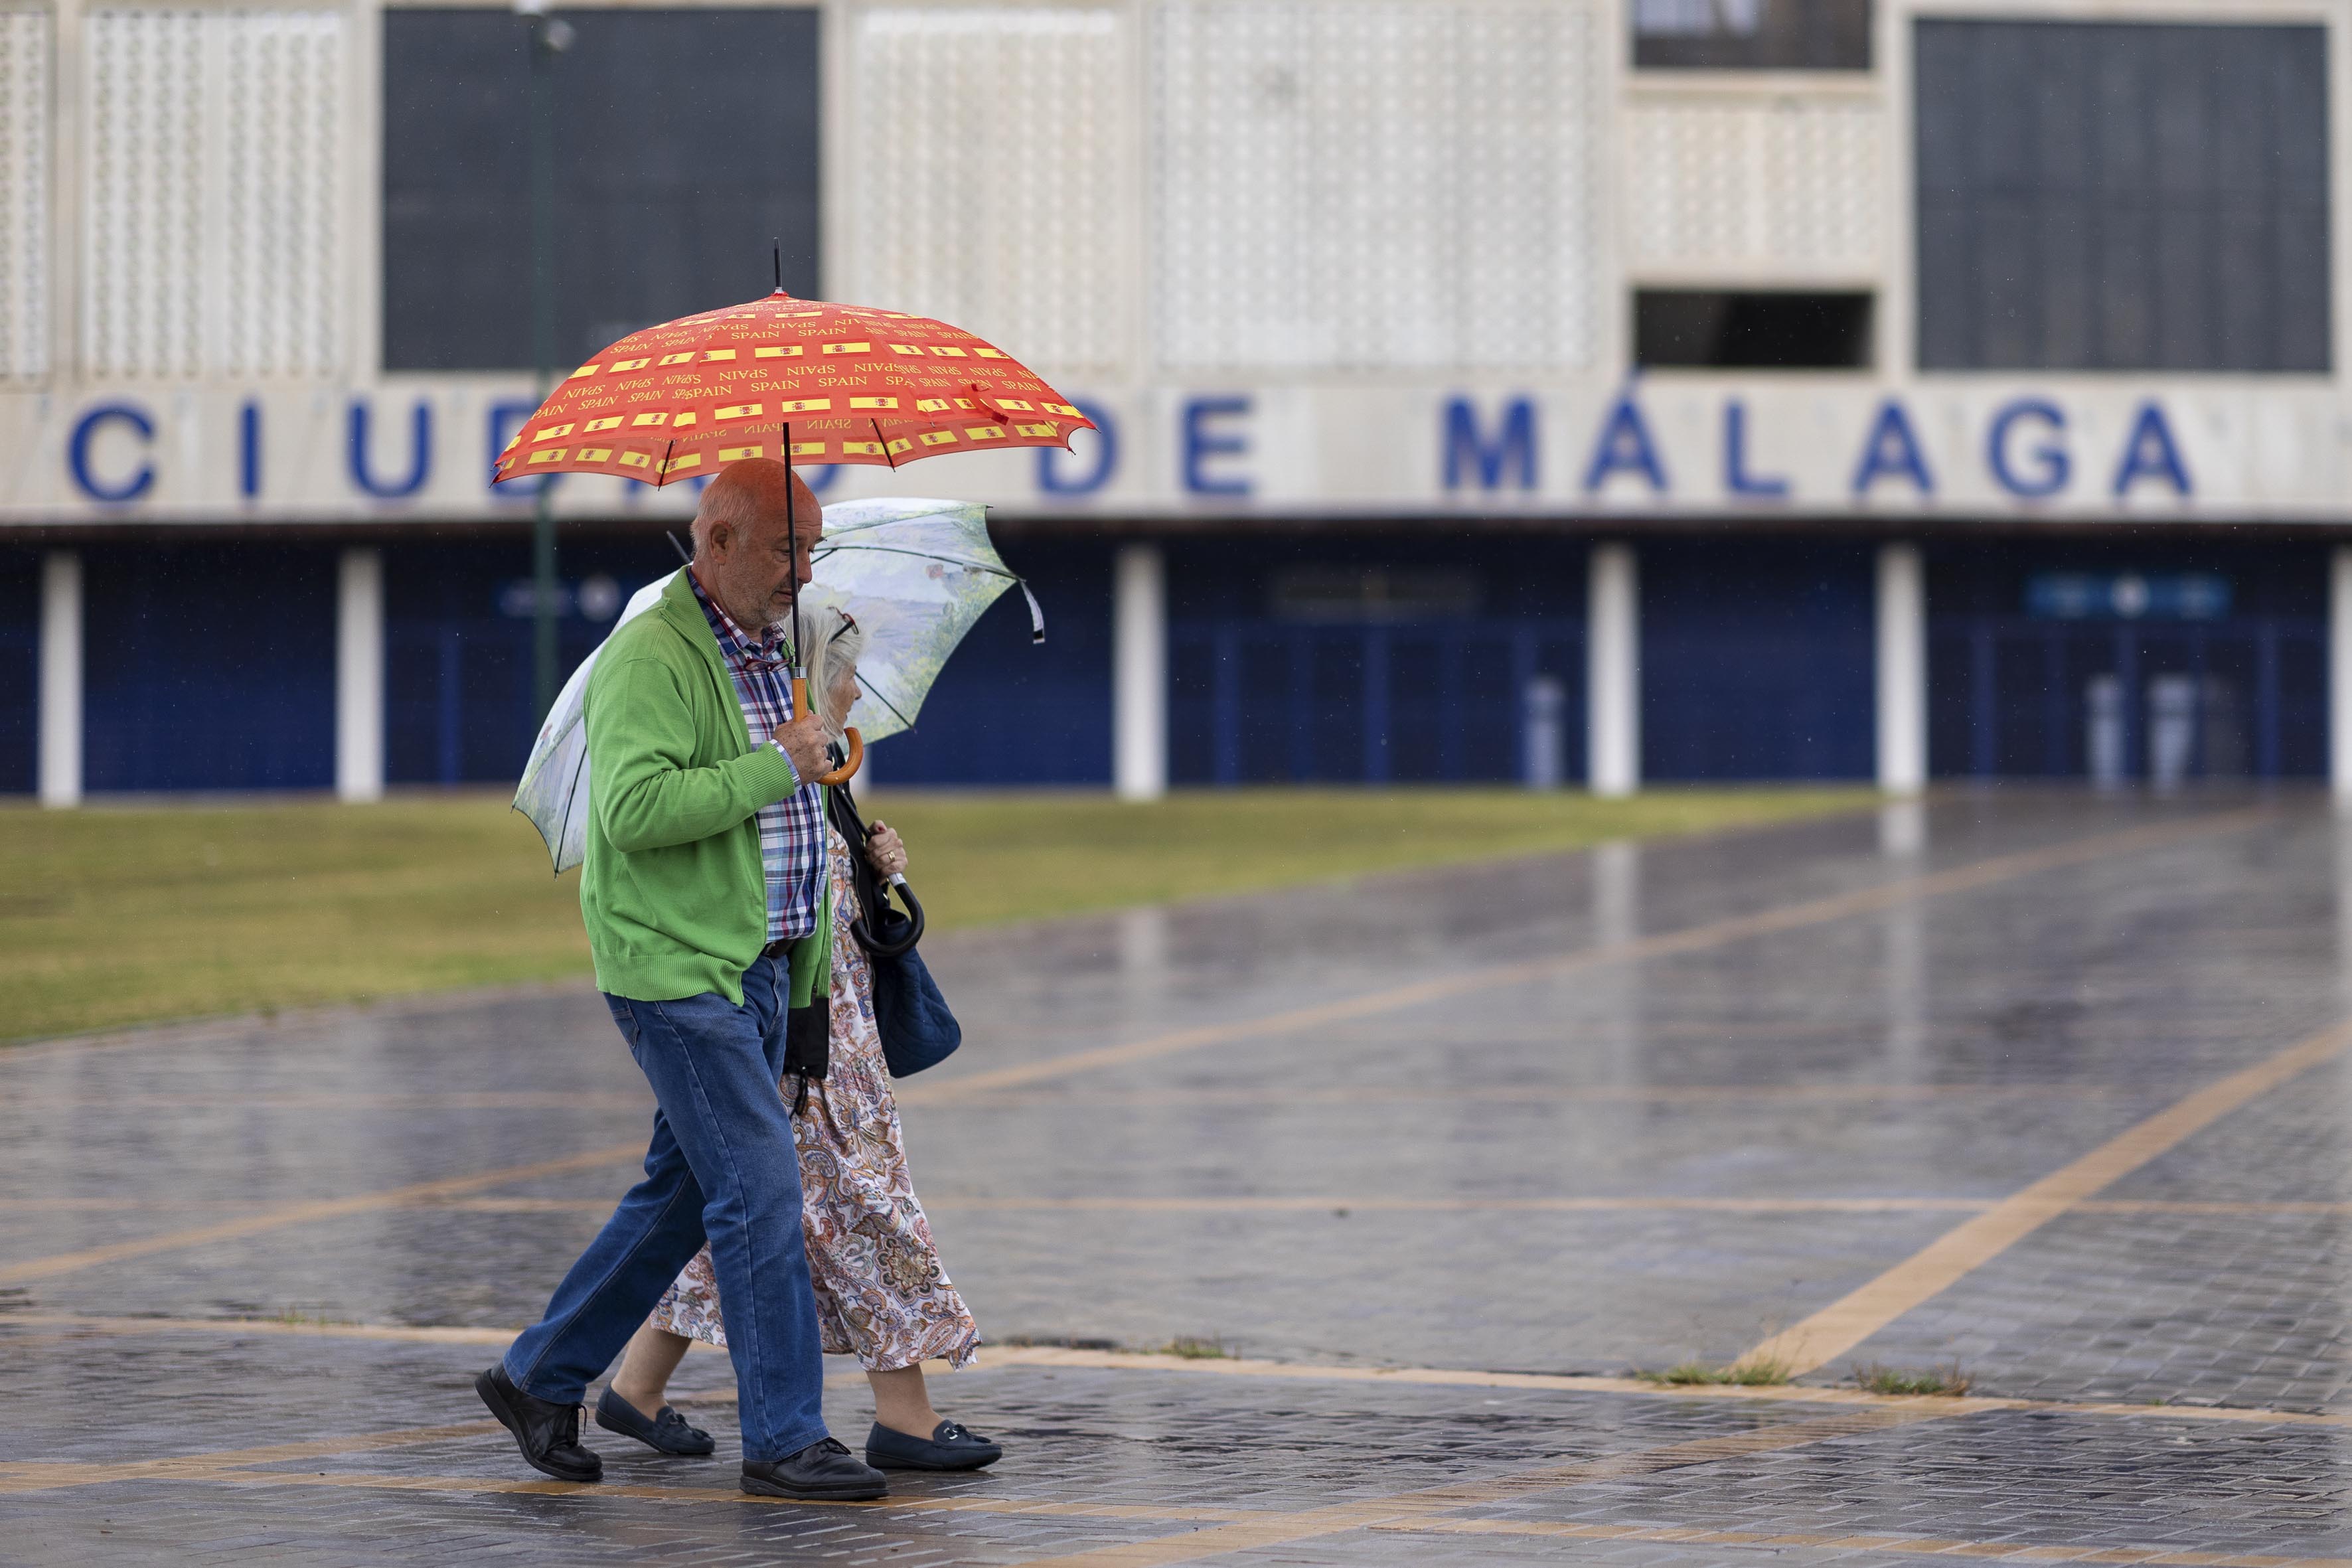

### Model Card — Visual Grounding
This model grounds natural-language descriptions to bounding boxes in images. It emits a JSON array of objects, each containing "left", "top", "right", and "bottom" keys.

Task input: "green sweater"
[{"left": 580, "top": 571, "right": 828, "bottom": 1006}]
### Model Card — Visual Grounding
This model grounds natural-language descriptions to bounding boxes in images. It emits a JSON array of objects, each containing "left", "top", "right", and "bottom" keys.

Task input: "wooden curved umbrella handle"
[
  {"left": 790, "top": 670, "right": 864, "bottom": 787},
  {"left": 815, "top": 728, "right": 862, "bottom": 787}
]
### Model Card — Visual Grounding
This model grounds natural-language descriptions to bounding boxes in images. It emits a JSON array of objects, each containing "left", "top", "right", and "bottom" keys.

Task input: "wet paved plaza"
[{"left": 5, "top": 792, "right": 2351, "bottom": 1564}]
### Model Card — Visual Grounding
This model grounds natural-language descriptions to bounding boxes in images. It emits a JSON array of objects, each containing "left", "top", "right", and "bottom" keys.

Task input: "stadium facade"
[{"left": 3, "top": 0, "right": 2350, "bottom": 799}]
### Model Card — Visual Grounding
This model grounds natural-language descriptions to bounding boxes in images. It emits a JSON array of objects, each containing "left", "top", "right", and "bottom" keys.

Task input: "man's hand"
[
  {"left": 771, "top": 712, "right": 830, "bottom": 784},
  {"left": 864, "top": 820, "right": 908, "bottom": 879}
]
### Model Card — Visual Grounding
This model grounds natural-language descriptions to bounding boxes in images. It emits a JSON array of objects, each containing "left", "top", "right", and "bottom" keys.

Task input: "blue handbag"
[
  {"left": 828, "top": 784, "right": 961, "bottom": 1077},
  {"left": 869, "top": 946, "right": 961, "bottom": 1077}
]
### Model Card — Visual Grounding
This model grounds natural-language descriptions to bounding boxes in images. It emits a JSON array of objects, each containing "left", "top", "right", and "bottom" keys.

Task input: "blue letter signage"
[
  {"left": 2111, "top": 402, "right": 2191, "bottom": 497},
  {"left": 1443, "top": 396, "right": 1538, "bottom": 491},
  {"left": 1851, "top": 400, "right": 1934, "bottom": 497},
  {"left": 351, "top": 399, "right": 433, "bottom": 500},
  {"left": 1988, "top": 399, "right": 2069, "bottom": 498},
  {"left": 1182, "top": 396, "right": 1253, "bottom": 497},
  {"left": 1582, "top": 392, "right": 1668, "bottom": 494},
  {"left": 1040, "top": 400, "right": 1117, "bottom": 495},
  {"left": 1723, "top": 400, "right": 1788, "bottom": 499},
  {"left": 68, "top": 404, "right": 156, "bottom": 503}
]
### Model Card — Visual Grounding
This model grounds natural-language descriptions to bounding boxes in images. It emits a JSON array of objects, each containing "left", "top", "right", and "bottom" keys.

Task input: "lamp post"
[{"left": 519, "top": 0, "right": 574, "bottom": 719}]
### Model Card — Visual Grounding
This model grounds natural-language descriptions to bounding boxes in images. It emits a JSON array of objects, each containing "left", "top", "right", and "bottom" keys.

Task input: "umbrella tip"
[{"left": 773, "top": 239, "right": 781, "bottom": 291}]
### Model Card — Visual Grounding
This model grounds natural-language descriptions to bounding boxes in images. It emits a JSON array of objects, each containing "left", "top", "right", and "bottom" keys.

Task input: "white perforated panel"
[
  {"left": 0, "top": 9, "right": 48, "bottom": 382},
  {"left": 1153, "top": 0, "right": 1597, "bottom": 373},
  {"left": 846, "top": 7, "right": 1131, "bottom": 373},
  {"left": 220, "top": 11, "right": 344, "bottom": 376},
  {"left": 84, "top": 9, "right": 345, "bottom": 380},
  {"left": 1626, "top": 96, "right": 1882, "bottom": 275}
]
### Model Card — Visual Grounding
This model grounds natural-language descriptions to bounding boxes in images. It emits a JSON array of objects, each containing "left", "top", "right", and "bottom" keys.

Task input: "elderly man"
[{"left": 477, "top": 459, "right": 886, "bottom": 1501}]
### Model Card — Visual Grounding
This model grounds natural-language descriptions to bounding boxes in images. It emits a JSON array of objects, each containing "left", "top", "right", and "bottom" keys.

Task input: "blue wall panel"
[
  {"left": 1166, "top": 536, "right": 1588, "bottom": 786},
  {"left": 1926, "top": 538, "right": 2329, "bottom": 779},
  {"left": 83, "top": 544, "right": 338, "bottom": 792},
  {"left": 1642, "top": 541, "right": 1875, "bottom": 781},
  {"left": 384, "top": 536, "right": 674, "bottom": 787},
  {"left": 382, "top": 535, "right": 1111, "bottom": 789},
  {"left": 0, "top": 550, "right": 37, "bottom": 793},
  {"left": 869, "top": 542, "right": 1112, "bottom": 786}
]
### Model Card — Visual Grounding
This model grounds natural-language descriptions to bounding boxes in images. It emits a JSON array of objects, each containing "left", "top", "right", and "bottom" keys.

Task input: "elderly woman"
[{"left": 591, "top": 605, "right": 1000, "bottom": 1474}]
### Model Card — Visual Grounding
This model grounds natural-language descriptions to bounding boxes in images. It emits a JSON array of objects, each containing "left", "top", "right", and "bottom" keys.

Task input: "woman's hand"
[{"left": 864, "top": 820, "right": 908, "bottom": 879}]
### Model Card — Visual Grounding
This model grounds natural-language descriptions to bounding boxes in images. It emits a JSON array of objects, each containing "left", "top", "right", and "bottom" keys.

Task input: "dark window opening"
[
  {"left": 1634, "top": 290, "right": 1873, "bottom": 368},
  {"left": 1632, "top": 0, "right": 1872, "bottom": 72},
  {"left": 1915, "top": 19, "right": 2331, "bottom": 373},
  {"left": 381, "top": 9, "right": 821, "bottom": 373}
]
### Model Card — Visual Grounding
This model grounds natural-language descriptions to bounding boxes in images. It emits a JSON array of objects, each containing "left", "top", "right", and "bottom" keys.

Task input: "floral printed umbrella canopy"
[{"left": 493, "top": 289, "right": 1094, "bottom": 485}]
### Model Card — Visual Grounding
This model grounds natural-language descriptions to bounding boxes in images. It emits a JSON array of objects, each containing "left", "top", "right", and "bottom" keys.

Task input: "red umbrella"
[
  {"left": 492, "top": 285, "right": 1091, "bottom": 787},
  {"left": 493, "top": 288, "right": 1093, "bottom": 485}
]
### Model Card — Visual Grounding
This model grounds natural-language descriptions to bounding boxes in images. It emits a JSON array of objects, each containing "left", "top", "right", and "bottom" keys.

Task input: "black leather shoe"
[
  {"left": 865, "top": 1419, "right": 1003, "bottom": 1471},
  {"left": 476, "top": 1364, "right": 602, "bottom": 1484},
  {"left": 741, "top": 1437, "right": 888, "bottom": 1500},
  {"left": 595, "top": 1387, "right": 716, "bottom": 1456}
]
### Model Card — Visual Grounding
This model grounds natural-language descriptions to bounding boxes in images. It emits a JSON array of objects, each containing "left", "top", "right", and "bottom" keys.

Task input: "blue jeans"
[{"left": 502, "top": 956, "right": 828, "bottom": 1461}]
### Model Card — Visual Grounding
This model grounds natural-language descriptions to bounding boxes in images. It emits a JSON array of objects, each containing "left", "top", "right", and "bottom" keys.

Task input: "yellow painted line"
[
  {"left": 2, "top": 1340, "right": 2336, "bottom": 1504},
  {"left": 0, "top": 1146, "right": 642, "bottom": 1287},
  {"left": 0, "top": 1198, "right": 275, "bottom": 1212},
  {"left": 0, "top": 1081, "right": 2138, "bottom": 1113},
  {"left": 0, "top": 810, "right": 2266, "bottom": 1285},
  {"left": 942, "top": 1081, "right": 2135, "bottom": 1109},
  {"left": 0, "top": 979, "right": 578, "bottom": 1065},
  {"left": 0, "top": 1091, "right": 656, "bottom": 1113},
  {"left": 1375, "top": 1517, "right": 2351, "bottom": 1567},
  {"left": 21, "top": 1192, "right": 2347, "bottom": 1221},
  {"left": 1012, "top": 1406, "right": 1956, "bottom": 1567},
  {"left": 0, "top": 1312, "right": 519, "bottom": 1345},
  {"left": 416, "top": 1194, "right": 2352, "bottom": 1221},
  {"left": 22, "top": 1449, "right": 2339, "bottom": 1568},
  {"left": 0, "top": 1419, "right": 502, "bottom": 1494},
  {"left": 7, "top": 1323, "right": 2342, "bottom": 1431},
  {"left": 416, "top": 1192, "right": 1996, "bottom": 1216},
  {"left": 83, "top": 1466, "right": 1262, "bottom": 1523},
  {"left": 1741, "top": 1016, "right": 2352, "bottom": 1379},
  {"left": 899, "top": 808, "right": 2269, "bottom": 1103},
  {"left": 974, "top": 1345, "right": 2352, "bottom": 1429}
]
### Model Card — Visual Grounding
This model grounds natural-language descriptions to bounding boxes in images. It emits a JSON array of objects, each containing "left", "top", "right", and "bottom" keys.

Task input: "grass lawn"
[{"left": 0, "top": 786, "right": 1870, "bottom": 1044}]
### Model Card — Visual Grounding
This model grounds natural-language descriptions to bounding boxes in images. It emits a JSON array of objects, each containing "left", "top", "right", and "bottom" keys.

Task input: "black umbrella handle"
[{"left": 851, "top": 875, "right": 924, "bottom": 960}]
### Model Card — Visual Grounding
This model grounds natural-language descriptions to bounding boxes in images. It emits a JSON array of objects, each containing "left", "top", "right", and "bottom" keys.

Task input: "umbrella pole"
[
  {"left": 784, "top": 419, "right": 804, "bottom": 702},
  {"left": 781, "top": 421, "right": 862, "bottom": 789}
]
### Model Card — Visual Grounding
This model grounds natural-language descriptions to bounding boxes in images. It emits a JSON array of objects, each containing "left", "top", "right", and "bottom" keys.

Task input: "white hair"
[{"left": 800, "top": 604, "right": 868, "bottom": 744}]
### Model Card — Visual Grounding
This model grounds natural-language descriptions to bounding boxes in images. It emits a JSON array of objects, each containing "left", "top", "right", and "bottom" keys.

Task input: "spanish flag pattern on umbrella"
[{"left": 493, "top": 289, "right": 1095, "bottom": 486}]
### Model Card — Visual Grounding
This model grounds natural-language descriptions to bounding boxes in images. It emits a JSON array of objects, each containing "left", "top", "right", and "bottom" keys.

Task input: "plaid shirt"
[{"left": 688, "top": 570, "right": 825, "bottom": 945}]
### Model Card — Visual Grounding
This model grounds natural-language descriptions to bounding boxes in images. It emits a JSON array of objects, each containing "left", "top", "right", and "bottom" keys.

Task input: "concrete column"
[
  {"left": 38, "top": 551, "right": 82, "bottom": 807},
  {"left": 337, "top": 547, "right": 385, "bottom": 803},
  {"left": 2333, "top": 546, "right": 2352, "bottom": 800},
  {"left": 1113, "top": 542, "right": 1166, "bottom": 801},
  {"left": 1875, "top": 542, "right": 1928, "bottom": 795},
  {"left": 1587, "top": 541, "right": 1640, "bottom": 798}
]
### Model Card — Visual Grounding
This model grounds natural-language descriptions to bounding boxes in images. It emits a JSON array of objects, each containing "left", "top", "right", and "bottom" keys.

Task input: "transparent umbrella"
[{"left": 514, "top": 497, "right": 1040, "bottom": 873}]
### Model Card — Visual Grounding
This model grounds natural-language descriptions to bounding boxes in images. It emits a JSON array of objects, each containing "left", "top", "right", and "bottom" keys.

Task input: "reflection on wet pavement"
[{"left": 3, "top": 793, "right": 2348, "bottom": 1563}]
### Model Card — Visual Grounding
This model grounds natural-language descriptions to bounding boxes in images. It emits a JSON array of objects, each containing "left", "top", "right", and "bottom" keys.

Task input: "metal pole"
[{"left": 527, "top": 11, "right": 564, "bottom": 720}]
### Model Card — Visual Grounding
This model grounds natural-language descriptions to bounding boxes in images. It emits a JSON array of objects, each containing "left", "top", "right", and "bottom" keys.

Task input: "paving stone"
[{"left": 5, "top": 795, "right": 2351, "bottom": 1562}]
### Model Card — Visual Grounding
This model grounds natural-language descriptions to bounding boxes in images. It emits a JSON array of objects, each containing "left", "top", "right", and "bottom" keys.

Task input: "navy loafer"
[
  {"left": 865, "top": 1419, "right": 1003, "bottom": 1471},
  {"left": 594, "top": 1387, "right": 716, "bottom": 1456}
]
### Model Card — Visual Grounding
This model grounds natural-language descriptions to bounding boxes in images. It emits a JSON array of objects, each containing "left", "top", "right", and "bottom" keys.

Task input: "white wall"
[
  {"left": 335, "top": 546, "right": 384, "bottom": 802},
  {"left": 1587, "top": 541, "right": 1640, "bottom": 798},
  {"left": 1875, "top": 542, "right": 1926, "bottom": 794},
  {"left": 1113, "top": 542, "right": 1166, "bottom": 801},
  {"left": 38, "top": 549, "right": 80, "bottom": 807}
]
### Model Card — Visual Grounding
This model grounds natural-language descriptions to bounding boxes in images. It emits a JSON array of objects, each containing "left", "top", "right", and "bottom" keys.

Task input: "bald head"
[{"left": 690, "top": 459, "right": 823, "bottom": 637}]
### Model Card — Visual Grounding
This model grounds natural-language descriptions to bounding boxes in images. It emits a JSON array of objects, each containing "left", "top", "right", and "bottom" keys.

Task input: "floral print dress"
[{"left": 650, "top": 826, "right": 980, "bottom": 1372}]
